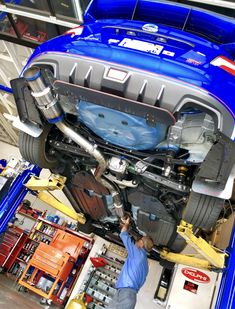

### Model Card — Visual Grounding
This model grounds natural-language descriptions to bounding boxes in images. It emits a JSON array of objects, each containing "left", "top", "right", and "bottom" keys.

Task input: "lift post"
[
  {"left": 0, "top": 165, "right": 41, "bottom": 233},
  {"left": 215, "top": 224, "right": 235, "bottom": 309},
  {"left": 160, "top": 220, "right": 227, "bottom": 271},
  {"left": 25, "top": 174, "right": 86, "bottom": 224}
]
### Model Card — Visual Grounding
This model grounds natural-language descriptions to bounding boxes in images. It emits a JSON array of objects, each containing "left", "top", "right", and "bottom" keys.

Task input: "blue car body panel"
[{"left": 24, "top": 0, "right": 235, "bottom": 135}]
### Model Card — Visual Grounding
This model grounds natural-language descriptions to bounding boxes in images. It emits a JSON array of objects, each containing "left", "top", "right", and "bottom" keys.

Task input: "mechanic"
[{"left": 107, "top": 215, "right": 154, "bottom": 309}]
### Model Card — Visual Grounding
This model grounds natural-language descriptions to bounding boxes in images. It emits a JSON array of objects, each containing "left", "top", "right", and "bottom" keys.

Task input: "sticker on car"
[
  {"left": 118, "top": 38, "right": 163, "bottom": 55},
  {"left": 162, "top": 50, "right": 175, "bottom": 57}
]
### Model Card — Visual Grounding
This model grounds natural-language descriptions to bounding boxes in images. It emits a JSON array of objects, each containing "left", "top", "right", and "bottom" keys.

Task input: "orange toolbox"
[{"left": 18, "top": 230, "right": 91, "bottom": 304}]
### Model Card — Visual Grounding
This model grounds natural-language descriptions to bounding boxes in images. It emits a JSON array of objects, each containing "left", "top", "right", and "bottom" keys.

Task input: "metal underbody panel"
[
  {"left": 71, "top": 171, "right": 110, "bottom": 220},
  {"left": 137, "top": 210, "right": 175, "bottom": 246},
  {"left": 128, "top": 188, "right": 176, "bottom": 246}
]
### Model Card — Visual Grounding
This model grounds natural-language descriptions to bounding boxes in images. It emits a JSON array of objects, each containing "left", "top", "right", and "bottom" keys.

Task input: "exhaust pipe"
[
  {"left": 24, "top": 66, "right": 124, "bottom": 217},
  {"left": 24, "top": 66, "right": 107, "bottom": 179},
  {"left": 55, "top": 121, "right": 107, "bottom": 180},
  {"left": 100, "top": 177, "right": 124, "bottom": 218}
]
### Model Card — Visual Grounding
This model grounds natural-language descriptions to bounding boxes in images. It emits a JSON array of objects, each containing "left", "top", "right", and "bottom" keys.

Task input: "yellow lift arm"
[
  {"left": 25, "top": 174, "right": 86, "bottom": 224},
  {"left": 25, "top": 175, "right": 226, "bottom": 271},
  {"left": 160, "top": 220, "right": 227, "bottom": 271}
]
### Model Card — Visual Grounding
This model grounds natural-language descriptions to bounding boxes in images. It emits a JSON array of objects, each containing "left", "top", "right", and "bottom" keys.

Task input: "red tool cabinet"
[{"left": 0, "top": 227, "right": 28, "bottom": 271}]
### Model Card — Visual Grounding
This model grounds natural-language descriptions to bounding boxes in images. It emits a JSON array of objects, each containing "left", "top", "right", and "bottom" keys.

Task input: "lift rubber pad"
[{"left": 54, "top": 80, "right": 175, "bottom": 127}]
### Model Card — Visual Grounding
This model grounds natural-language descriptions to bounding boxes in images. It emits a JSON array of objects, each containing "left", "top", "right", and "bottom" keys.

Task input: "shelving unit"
[
  {"left": 0, "top": 215, "right": 93, "bottom": 305},
  {"left": 17, "top": 212, "right": 38, "bottom": 221},
  {"left": 8, "top": 217, "right": 59, "bottom": 275},
  {"left": 78, "top": 243, "right": 127, "bottom": 309},
  {"left": 85, "top": 259, "right": 121, "bottom": 308}
]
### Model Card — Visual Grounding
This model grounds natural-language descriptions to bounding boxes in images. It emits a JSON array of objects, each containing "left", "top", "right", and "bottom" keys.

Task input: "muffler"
[{"left": 24, "top": 66, "right": 63, "bottom": 123}]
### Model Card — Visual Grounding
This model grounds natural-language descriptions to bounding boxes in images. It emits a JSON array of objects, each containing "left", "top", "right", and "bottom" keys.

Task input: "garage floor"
[{"left": 0, "top": 274, "right": 63, "bottom": 309}]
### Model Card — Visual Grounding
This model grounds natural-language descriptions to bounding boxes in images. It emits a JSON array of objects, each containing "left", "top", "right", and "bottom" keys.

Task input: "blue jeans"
[{"left": 106, "top": 288, "right": 137, "bottom": 309}]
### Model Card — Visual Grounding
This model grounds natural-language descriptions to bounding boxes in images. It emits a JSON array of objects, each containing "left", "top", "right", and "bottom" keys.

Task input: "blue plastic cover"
[{"left": 78, "top": 101, "right": 167, "bottom": 150}]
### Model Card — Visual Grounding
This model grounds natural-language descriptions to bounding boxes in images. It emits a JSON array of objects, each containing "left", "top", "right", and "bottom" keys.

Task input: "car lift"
[
  {"left": 25, "top": 174, "right": 227, "bottom": 270},
  {"left": 0, "top": 169, "right": 234, "bottom": 308},
  {"left": 0, "top": 164, "right": 41, "bottom": 233},
  {"left": 160, "top": 220, "right": 227, "bottom": 271},
  {"left": 25, "top": 174, "right": 228, "bottom": 272},
  {"left": 24, "top": 174, "right": 86, "bottom": 224},
  {"left": 0, "top": 167, "right": 86, "bottom": 234},
  {"left": 215, "top": 224, "right": 235, "bottom": 309},
  {"left": 13, "top": 172, "right": 228, "bottom": 271}
]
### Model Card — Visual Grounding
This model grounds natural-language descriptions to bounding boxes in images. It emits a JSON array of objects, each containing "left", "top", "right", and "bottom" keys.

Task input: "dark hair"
[{"left": 142, "top": 236, "right": 154, "bottom": 252}]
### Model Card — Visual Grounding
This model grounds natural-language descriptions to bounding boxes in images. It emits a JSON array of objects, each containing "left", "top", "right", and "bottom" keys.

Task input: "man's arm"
[{"left": 120, "top": 216, "right": 135, "bottom": 254}]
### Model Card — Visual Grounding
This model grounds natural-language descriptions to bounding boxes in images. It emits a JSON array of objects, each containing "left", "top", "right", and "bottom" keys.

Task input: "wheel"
[
  {"left": 40, "top": 298, "right": 47, "bottom": 305},
  {"left": 169, "top": 234, "right": 187, "bottom": 253},
  {"left": 17, "top": 285, "right": 22, "bottom": 292},
  {"left": 19, "top": 124, "right": 58, "bottom": 169},
  {"left": 76, "top": 215, "right": 94, "bottom": 234},
  {"left": 182, "top": 191, "right": 224, "bottom": 230},
  {"left": 168, "top": 192, "right": 224, "bottom": 253},
  {"left": 18, "top": 285, "right": 27, "bottom": 292}
]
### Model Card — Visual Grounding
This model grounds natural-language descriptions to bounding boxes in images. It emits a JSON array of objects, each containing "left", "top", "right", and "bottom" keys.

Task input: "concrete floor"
[{"left": 0, "top": 273, "right": 64, "bottom": 309}]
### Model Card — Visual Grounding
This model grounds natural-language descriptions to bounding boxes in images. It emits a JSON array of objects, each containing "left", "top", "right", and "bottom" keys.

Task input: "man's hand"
[{"left": 120, "top": 214, "right": 131, "bottom": 232}]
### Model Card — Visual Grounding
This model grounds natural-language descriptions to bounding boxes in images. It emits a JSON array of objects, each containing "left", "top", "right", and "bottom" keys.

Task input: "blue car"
[{"left": 11, "top": 0, "right": 235, "bottom": 255}]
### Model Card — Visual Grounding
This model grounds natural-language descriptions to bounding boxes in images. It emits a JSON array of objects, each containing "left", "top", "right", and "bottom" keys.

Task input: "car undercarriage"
[{"left": 10, "top": 0, "right": 235, "bottom": 257}]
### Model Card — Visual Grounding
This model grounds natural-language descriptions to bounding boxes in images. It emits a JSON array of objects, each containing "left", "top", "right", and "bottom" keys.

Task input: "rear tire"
[
  {"left": 183, "top": 191, "right": 224, "bottom": 230},
  {"left": 19, "top": 125, "right": 58, "bottom": 169},
  {"left": 169, "top": 192, "right": 224, "bottom": 253}
]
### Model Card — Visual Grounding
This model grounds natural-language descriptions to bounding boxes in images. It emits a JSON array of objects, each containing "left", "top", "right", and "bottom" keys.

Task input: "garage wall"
[{"left": 0, "top": 141, "right": 21, "bottom": 160}]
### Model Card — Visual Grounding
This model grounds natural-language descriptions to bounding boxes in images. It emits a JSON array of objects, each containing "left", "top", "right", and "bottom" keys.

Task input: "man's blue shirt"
[{"left": 115, "top": 231, "right": 148, "bottom": 292}]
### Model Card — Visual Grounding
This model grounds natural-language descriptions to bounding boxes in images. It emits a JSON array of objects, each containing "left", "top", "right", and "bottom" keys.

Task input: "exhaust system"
[{"left": 24, "top": 66, "right": 124, "bottom": 218}]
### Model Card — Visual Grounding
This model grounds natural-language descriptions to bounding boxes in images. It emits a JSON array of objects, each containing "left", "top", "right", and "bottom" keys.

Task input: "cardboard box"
[
  {"left": 231, "top": 181, "right": 235, "bottom": 202},
  {"left": 211, "top": 213, "right": 235, "bottom": 249}
]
